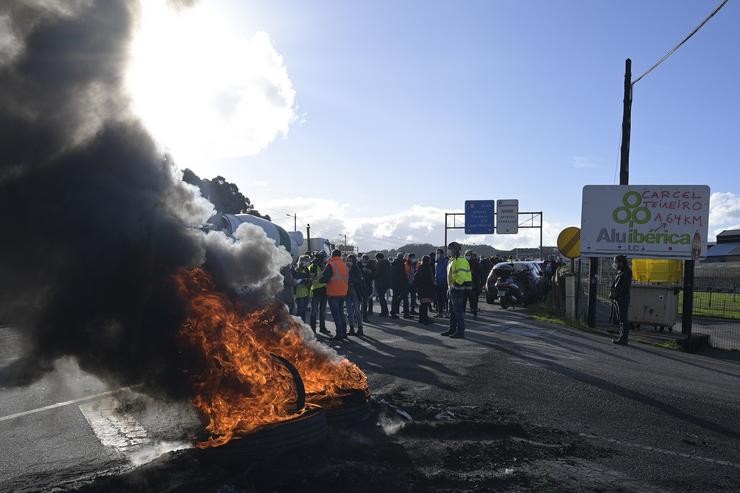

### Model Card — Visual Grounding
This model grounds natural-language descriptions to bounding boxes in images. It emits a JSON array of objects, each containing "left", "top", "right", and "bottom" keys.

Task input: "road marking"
[
  {"left": 579, "top": 433, "right": 740, "bottom": 469},
  {"left": 79, "top": 397, "right": 150, "bottom": 451},
  {"left": 79, "top": 396, "right": 190, "bottom": 465},
  {"left": 0, "top": 386, "right": 137, "bottom": 423}
]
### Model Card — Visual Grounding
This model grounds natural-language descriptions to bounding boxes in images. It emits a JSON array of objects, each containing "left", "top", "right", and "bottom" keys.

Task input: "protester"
[
  {"left": 609, "top": 255, "right": 632, "bottom": 345},
  {"left": 434, "top": 248, "right": 448, "bottom": 317},
  {"left": 345, "top": 254, "right": 365, "bottom": 336},
  {"left": 309, "top": 251, "right": 329, "bottom": 334},
  {"left": 479, "top": 255, "right": 493, "bottom": 292},
  {"left": 320, "top": 249, "right": 349, "bottom": 341},
  {"left": 391, "top": 252, "right": 410, "bottom": 319},
  {"left": 462, "top": 250, "right": 480, "bottom": 319},
  {"left": 414, "top": 255, "right": 435, "bottom": 324},
  {"left": 429, "top": 251, "right": 437, "bottom": 312},
  {"left": 441, "top": 242, "right": 472, "bottom": 339},
  {"left": 374, "top": 252, "right": 391, "bottom": 316},
  {"left": 360, "top": 254, "right": 375, "bottom": 322},
  {"left": 293, "top": 254, "right": 311, "bottom": 322},
  {"left": 405, "top": 253, "right": 418, "bottom": 315}
]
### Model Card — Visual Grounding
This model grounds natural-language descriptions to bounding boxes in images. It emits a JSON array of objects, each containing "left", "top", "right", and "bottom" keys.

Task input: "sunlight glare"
[{"left": 126, "top": 1, "right": 296, "bottom": 171}]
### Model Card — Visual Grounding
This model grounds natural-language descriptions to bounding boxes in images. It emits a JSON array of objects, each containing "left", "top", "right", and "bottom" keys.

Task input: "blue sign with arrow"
[{"left": 464, "top": 200, "right": 495, "bottom": 234}]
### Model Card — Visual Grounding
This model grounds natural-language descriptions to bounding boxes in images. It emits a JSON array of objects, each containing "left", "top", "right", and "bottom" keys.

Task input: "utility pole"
[
  {"left": 586, "top": 1, "right": 729, "bottom": 333},
  {"left": 344, "top": 233, "right": 348, "bottom": 251},
  {"left": 589, "top": 59, "right": 632, "bottom": 328},
  {"left": 306, "top": 224, "right": 311, "bottom": 252},
  {"left": 620, "top": 59, "right": 632, "bottom": 185}
]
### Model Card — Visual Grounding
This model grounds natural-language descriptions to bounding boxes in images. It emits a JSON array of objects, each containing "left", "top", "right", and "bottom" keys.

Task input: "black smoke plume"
[{"left": 0, "top": 0, "right": 269, "bottom": 397}]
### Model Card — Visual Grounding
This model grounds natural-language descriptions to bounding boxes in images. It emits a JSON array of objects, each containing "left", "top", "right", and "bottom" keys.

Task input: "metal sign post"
[{"left": 444, "top": 211, "right": 543, "bottom": 259}]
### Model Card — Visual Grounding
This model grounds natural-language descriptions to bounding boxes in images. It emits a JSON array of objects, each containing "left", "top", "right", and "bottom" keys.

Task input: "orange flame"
[{"left": 176, "top": 268, "right": 368, "bottom": 448}]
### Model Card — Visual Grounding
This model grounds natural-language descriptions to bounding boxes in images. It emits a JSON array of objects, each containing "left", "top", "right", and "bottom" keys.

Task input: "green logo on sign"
[{"left": 612, "top": 191, "right": 650, "bottom": 226}]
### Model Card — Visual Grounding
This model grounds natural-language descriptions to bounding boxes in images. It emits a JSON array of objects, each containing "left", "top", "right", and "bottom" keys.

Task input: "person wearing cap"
[
  {"left": 441, "top": 242, "right": 472, "bottom": 338},
  {"left": 609, "top": 255, "right": 632, "bottom": 345},
  {"left": 319, "top": 249, "right": 350, "bottom": 341},
  {"left": 308, "top": 251, "right": 329, "bottom": 334}
]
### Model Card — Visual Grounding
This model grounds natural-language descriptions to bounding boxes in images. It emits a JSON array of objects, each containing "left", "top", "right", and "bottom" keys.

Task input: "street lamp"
[{"left": 285, "top": 213, "right": 297, "bottom": 232}]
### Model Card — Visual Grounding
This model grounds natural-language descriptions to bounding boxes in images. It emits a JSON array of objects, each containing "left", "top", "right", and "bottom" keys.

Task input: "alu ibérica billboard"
[{"left": 581, "top": 185, "right": 710, "bottom": 260}]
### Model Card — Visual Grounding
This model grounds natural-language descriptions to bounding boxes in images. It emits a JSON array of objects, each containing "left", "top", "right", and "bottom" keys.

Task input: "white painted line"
[
  {"left": 79, "top": 397, "right": 150, "bottom": 451},
  {"left": 0, "top": 386, "right": 137, "bottom": 423},
  {"left": 579, "top": 433, "right": 740, "bottom": 469}
]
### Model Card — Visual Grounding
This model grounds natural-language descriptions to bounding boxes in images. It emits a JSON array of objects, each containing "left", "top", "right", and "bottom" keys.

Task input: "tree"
[{"left": 182, "top": 169, "right": 270, "bottom": 220}]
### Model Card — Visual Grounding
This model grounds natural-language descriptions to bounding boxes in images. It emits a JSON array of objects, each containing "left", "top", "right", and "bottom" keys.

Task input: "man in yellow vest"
[
  {"left": 309, "top": 251, "right": 329, "bottom": 334},
  {"left": 441, "top": 241, "right": 472, "bottom": 339},
  {"left": 319, "top": 249, "right": 350, "bottom": 341}
]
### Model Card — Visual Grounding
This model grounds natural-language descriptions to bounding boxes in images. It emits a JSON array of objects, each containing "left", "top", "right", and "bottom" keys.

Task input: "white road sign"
[
  {"left": 496, "top": 199, "right": 519, "bottom": 234},
  {"left": 581, "top": 185, "right": 710, "bottom": 260}
]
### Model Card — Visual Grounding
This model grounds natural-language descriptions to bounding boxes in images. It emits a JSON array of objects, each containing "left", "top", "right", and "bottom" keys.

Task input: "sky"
[{"left": 126, "top": 0, "right": 740, "bottom": 251}]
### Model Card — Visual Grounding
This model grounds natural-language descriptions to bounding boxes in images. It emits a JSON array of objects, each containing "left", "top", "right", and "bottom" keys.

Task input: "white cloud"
[
  {"left": 263, "top": 197, "right": 564, "bottom": 252},
  {"left": 709, "top": 192, "right": 740, "bottom": 240},
  {"left": 126, "top": 1, "right": 296, "bottom": 172}
]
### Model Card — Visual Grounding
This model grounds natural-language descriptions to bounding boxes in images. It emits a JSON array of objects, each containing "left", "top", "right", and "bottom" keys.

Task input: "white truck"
[{"left": 208, "top": 213, "right": 331, "bottom": 260}]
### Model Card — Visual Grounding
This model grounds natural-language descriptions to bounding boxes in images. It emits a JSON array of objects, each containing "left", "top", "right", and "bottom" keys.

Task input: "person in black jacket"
[
  {"left": 609, "top": 255, "right": 632, "bottom": 345},
  {"left": 414, "top": 255, "right": 435, "bottom": 324},
  {"left": 374, "top": 253, "right": 391, "bottom": 316},
  {"left": 462, "top": 251, "right": 481, "bottom": 319},
  {"left": 345, "top": 254, "right": 365, "bottom": 336},
  {"left": 360, "top": 254, "right": 375, "bottom": 321},
  {"left": 391, "top": 252, "right": 410, "bottom": 318}
]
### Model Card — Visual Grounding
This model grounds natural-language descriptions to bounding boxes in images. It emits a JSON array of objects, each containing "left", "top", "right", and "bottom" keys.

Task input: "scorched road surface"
[{"left": 1, "top": 303, "right": 739, "bottom": 492}]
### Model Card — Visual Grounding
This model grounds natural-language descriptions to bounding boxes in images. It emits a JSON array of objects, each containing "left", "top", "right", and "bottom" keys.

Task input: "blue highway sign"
[{"left": 465, "top": 200, "right": 495, "bottom": 234}]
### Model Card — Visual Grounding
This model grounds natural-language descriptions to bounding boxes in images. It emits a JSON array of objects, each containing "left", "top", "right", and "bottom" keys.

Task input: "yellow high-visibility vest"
[{"left": 448, "top": 257, "right": 472, "bottom": 289}]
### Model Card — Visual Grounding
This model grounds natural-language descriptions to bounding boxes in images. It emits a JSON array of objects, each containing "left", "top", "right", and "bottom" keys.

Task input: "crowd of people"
[{"left": 287, "top": 242, "right": 513, "bottom": 341}]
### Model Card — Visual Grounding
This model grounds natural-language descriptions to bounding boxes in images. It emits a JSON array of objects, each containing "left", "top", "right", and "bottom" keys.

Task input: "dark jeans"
[
  {"left": 376, "top": 287, "right": 389, "bottom": 315},
  {"left": 463, "top": 288, "right": 479, "bottom": 315},
  {"left": 616, "top": 297, "right": 630, "bottom": 341},
  {"left": 363, "top": 285, "right": 374, "bottom": 315},
  {"left": 296, "top": 296, "right": 309, "bottom": 323},
  {"left": 409, "top": 285, "right": 417, "bottom": 310},
  {"left": 310, "top": 289, "right": 327, "bottom": 330},
  {"left": 435, "top": 284, "right": 448, "bottom": 314},
  {"left": 391, "top": 286, "right": 409, "bottom": 316},
  {"left": 419, "top": 302, "right": 431, "bottom": 322},
  {"left": 328, "top": 297, "right": 347, "bottom": 338},
  {"left": 449, "top": 289, "right": 466, "bottom": 336}
]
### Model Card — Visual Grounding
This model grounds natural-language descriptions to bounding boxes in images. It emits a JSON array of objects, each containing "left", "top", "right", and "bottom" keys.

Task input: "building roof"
[
  {"left": 706, "top": 242, "right": 740, "bottom": 257},
  {"left": 717, "top": 229, "right": 740, "bottom": 244}
]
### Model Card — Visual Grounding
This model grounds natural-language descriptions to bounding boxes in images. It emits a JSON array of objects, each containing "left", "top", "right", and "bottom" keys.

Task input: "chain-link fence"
[{"left": 547, "top": 258, "right": 740, "bottom": 350}]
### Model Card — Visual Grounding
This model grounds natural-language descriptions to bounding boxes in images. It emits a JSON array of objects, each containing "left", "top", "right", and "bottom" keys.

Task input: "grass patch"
[
  {"left": 632, "top": 336, "right": 681, "bottom": 351},
  {"left": 677, "top": 291, "right": 740, "bottom": 320},
  {"left": 526, "top": 303, "right": 596, "bottom": 333}
]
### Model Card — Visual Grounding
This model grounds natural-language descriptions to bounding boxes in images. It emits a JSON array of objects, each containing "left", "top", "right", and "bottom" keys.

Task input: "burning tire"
[{"left": 199, "top": 407, "right": 328, "bottom": 462}]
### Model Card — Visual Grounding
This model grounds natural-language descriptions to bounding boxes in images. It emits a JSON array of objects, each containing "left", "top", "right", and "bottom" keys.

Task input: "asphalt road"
[{"left": 1, "top": 301, "right": 739, "bottom": 492}]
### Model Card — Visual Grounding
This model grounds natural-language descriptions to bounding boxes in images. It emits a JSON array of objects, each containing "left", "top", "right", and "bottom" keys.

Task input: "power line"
[{"left": 632, "top": 0, "right": 730, "bottom": 85}]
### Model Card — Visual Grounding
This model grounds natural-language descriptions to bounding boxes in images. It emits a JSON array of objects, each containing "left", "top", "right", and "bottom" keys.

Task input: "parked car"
[{"left": 486, "top": 261, "right": 547, "bottom": 304}]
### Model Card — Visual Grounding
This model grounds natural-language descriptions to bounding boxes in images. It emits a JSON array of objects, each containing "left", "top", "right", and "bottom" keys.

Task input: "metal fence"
[{"left": 553, "top": 258, "right": 740, "bottom": 351}]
